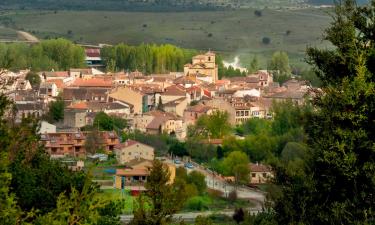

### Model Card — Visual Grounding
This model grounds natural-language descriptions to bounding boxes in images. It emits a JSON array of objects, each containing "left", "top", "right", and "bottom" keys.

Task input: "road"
[
  {"left": 166, "top": 158, "right": 266, "bottom": 209},
  {"left": 120, "top": 208, "right": 262, "bottom": 223}
]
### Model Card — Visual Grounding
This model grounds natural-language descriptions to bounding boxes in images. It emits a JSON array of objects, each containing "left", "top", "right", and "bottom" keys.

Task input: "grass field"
[
  {"left": 0, "top": 8, "right": 332, "bottom": 67},
  {"left": 0, "top": 26, "right": 19, "bottom": 40}
]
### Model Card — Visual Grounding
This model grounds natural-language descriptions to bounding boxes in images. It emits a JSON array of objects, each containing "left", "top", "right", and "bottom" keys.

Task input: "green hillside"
[{"left": 0, "top": 8, "right": 332, "bottom": 67}]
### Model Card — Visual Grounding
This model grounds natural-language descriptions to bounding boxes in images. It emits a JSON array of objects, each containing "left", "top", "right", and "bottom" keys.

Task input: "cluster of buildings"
[{"left": 0, "top": 51, "right": 311, "bottom": 160}]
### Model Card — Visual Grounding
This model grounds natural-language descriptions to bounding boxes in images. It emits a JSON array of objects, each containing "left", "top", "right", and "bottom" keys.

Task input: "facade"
[
  {"left": 249, "top": 163, "right": 273, "bottom": 184},
  {"left": 41, "top": 131, "right": 119, "bottom": 157},
  {"left": 114, "top": 161, "right": 176, "bottom": 189},
  {"left": 109, "top": 86, "right": 147, "bottom": 114},
  {"left": 183, "top": 104, "right": 213, "bottom": 125},
  {"left": 184, "top": 51, "right": 218, "bottom": 83},
  {"left": 163, "top": 97, "right": 188, "bottom": 117},
  {"left": 114, "top": 140, "right": 155, "bottom": 164}
]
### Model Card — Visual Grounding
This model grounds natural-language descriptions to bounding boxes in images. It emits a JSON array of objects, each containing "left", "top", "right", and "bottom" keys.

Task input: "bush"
[
  {"left": 262, "top": 37, "right": 271, "bottom": 45},
  {"left": 208, "top": 33, "right": 213, "bottom": 37},
  {"left": 254, "top": 10, "right": 262, "bottom": 17},
  {"left": 185, "top": 196, "right": 210, "bottom": 211}
]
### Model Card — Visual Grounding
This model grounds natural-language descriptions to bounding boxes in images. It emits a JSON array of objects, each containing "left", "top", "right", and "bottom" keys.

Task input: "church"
[{"left": 183, "top": 51, "right": 219, "bottom": 83}]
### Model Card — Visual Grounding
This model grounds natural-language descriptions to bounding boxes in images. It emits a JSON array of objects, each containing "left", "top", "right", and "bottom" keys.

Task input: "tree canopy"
[{"left": 272, "top": 1, "right": 375, "bottom": 224}]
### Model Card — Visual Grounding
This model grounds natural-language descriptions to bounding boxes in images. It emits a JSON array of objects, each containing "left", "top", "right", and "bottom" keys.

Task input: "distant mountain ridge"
[{"left": 0, "top": 0, "right": 369, "bottom": 11}]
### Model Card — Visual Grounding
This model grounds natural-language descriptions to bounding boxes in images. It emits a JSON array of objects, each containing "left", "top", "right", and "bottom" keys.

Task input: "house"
[
  {"left": 72, "top": 77, "right": 113, "bottom": 88},
  {"left": 109, "top": 86, "right": 148, "bottom": 115},
  {"left": 114, "top": 140, "right": 155, "bottom": 164},
  {"left": 63, "top": 87, "right": 109, "bottom": 103},
  {"left": 39, "top": 82, "right": 59, "bottom": 97},
  {"left": 14, "top": 102, "right": 45, "bottom": 123},
  {"left": 39, "top": 121, "right": 56, "bottom": 134},
  {"left": 114, "top": 160, "right": 176, "bottom": 190},
  {"left": 249, "top": 163, "right": 273, "bottom": 184},
  {"left": 183, "top": 104, "right": 213, "bottom": 125},
  {"left": 160, "top": 85, "right": 189, "bottom": 105},
  {"left": 184, "top": 51, "right": 218, "bottom": 83},
  {"left": 64, "top": 102, "right": 89, "bottom": 128},
  {"left": 41, "top": 131, "right": 119, "bottom": 157},
  {"left": 163, "top": 97, "right": 188, "bottom": 117},
  {"left": 143, "top": 111, "right": 186, "bottom": 139}
]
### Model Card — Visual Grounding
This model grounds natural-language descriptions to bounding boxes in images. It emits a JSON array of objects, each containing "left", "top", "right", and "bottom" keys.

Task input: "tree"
[
  {"left": 0, "top": 94, "right": 20, "bottom": 225},
  {"left": 130, "top": 160, "right": 188, "bottom": 225},
  {"left": 93, "top": 112, "right": 127, "bottom": 131},
  {"left": 157, "top": 96, "right": 164, "bottom": 111},
  {"left": 84, "top": 129, "right": 104, "bottom": 155},
  {"left": 233, "top": 208, "right": 245, "bottom": 224},
  {"left": 35, "top": 173, "right": 116, "bottom": 225},
  {"left": 25, "top": 71, "right": 41, "bottom": 88},
  {"left": 222, "top": 151, "right": 249, "bottom": 185},
  {"left": 187, "top": 171, "right": 207, "bottom": 195},
  {"left": 248, "top": 56, "right": 259, "bottom": 74},
  {"left": 47, "top": 97, "right": 64, "bottom": 123},
  {"left": 190, "top": 110, "right": 231, "bottom": 139},
  {"left": 268, "top": 51, "right": 291, "bottom": 83},
  {"left": 273, "top": 1, "right": 375, "bottom": 224}
]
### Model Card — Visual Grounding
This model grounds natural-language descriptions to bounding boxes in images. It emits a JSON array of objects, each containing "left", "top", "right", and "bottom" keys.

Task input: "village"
[{"left": 0, "top": 47, "right": 311, "bottom": 194}]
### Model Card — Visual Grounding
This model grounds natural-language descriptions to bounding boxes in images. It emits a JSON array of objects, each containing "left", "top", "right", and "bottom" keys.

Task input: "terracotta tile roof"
[
  {"left": 116, "top": 168, "right": 150, "bottom": 176},
  {"left": 72, "top": 78, "right": 112, "bottom": 88},
  {"left": 185, "top": 104, "right": 212, "bottom": 113},
  {"left": 43, "top": 71, "right": 69, "bottom": 78},
  {"left": 67, "top": 102, "right": 88, "bottom": 110},
  {"left": 46, "top": 79, "right": 65, "bottom": 89},
  {"left": 115, "top": 139, "right": 152, "bottom": 149},
  {"left": 163, "top": 85, "right": 186, "bottom": 96},
  {"left": 249, "top": 163, "right": 272, "bottom": 172}
]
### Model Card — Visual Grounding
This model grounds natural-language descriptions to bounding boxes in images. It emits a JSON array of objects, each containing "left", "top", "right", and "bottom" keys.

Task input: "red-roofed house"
[
  {"left": 72, "top": 78, "right": 113, "bottom": 88},
  {"left": 249, "top": 163, "right": 273, "bottom": 184}
]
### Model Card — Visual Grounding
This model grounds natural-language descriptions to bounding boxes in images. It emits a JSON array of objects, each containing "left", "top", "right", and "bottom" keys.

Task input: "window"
[
  {"left": 252, "top": 173, "right": 256, "bottom": 178},
  {"left": 245, "top": 111, "right": 249, "bottom": 116},
  {"left": 128, "top": 152, "right": 131, "bottom": 155},
  {"left": 263, "top": 173, "right": 267, "bottom": 178}
]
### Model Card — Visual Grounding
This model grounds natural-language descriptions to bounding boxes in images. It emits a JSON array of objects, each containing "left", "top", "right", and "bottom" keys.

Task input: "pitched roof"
[
  {"left": 163, "top": 85, "right": 186, "bottom": 96},
  {"left": 72, "top": 78, "right": 112, "bottom": 88},
  {"left": 46, "top": 79, "right": 65, "bottom": 89},
  {"left": 67, "top": 102, "right": 88, "bottom": 110},
  {"left": 116, "top": 168, "right": 150, "bottom": 176},
  {"left": 185, "top": 104, "right": 212, "bottom": 113},
  {"left": 115, "top": 139, "right": 153, "bottom": 150},
  {"left": 249, "top": 163, "right": 272, "bottom": 172}
]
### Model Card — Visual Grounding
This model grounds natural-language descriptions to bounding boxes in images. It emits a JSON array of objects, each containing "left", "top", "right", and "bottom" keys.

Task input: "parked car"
[
  {"left": 174, "top": 159, "right": 181, "bottom": 164},
  {"left": 184, "top": 163, "right": 194, "bottom": 169}
]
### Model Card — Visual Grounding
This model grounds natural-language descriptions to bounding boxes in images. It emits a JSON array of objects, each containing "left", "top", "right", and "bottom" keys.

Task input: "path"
[{"left": 17, "top": 31, "right": 39, "bottom": 42}]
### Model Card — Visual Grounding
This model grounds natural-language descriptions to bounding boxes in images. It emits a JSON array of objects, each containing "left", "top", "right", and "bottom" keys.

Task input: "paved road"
[
  {"left": 120, "top": 208, "right": 262, "bottom": 223},
  {"left": 167, "top": 158, "right": 266, "bottom": 209}
]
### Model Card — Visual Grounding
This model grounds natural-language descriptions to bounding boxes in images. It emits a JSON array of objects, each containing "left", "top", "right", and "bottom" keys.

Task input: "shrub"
[
  {"left": 228, "top": 190, "right": 237, "bottom": 202},
  {"left": 185, "top": 196, "right": 210, "bottom": 211},
  {"left": 254, "top": 10, "right": 262, "bottom": 17}
]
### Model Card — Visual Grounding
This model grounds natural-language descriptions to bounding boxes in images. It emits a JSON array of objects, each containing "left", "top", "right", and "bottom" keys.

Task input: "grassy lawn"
[
  {"left": 0, "top": 8, "right": 332, "bottom": 68},
  {"left": 97, "top": 189, "right": 135, "bottom": 214}
]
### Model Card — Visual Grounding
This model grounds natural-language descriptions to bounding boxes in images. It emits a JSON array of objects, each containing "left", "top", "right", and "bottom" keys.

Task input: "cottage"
[{"left": 114, "top": 140, "right": 154, "bottom": 164}]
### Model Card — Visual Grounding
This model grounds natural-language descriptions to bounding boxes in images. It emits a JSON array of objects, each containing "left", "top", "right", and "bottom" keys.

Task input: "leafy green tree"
[
  {"left": 221, "top": 151, "right": 249, "bottom": 185},
  {"left": 47, "top": 97, "right": 64, "bottom": 123},
  {"left": 268, "top": 51, "right": 291, "bottom": 84},
  {"left": 187, "top": 171, "right": 207, "bottom": 195},
  {"left": 0, "top": 94, "right": 20, "bottom": 225},
  {"left": 130, "top": 160, "right": 188, "bottom": 225},
  {"left": 248, "top": 56, "right": 259, "bottom": 74},
  {"left": 189, "top": 111, "right": 231, "bottom": 139},
  {"left": 84, "top": 129, "right": 104, "bottom": 155},
  {"left": 273, "top": 1, "right": 375, "bottom": 224},
  {"left": 93, "top": 112, "right": 127, "bottom": 131},
  {"left": 35, "top": 173, "right": 113, "bottom": 225},
  {"left": 25, "top": 71, "right": 41, "bottom": 88}
]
